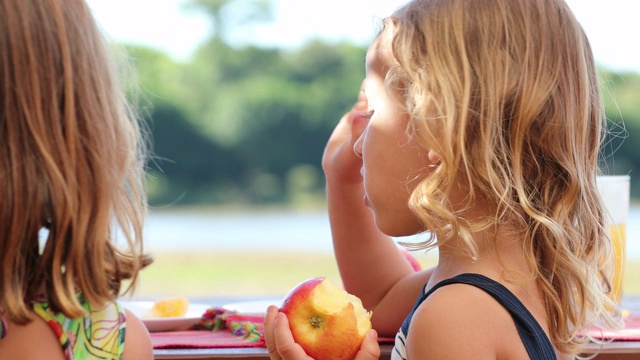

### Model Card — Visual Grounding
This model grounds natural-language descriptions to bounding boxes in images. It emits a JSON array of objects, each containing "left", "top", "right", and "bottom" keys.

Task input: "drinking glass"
[{"left": 596, "top": 175, "right": 630, "bottom": 303}]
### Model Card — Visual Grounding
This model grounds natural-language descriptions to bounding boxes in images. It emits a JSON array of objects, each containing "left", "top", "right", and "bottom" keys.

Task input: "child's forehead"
[{"left": 365, "top": 29, "right": 393, "bottom": 75}]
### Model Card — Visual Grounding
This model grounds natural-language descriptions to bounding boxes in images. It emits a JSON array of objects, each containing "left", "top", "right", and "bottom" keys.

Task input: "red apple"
[{"left": 280, "top": 277, "right": 372, "bottom": 360}]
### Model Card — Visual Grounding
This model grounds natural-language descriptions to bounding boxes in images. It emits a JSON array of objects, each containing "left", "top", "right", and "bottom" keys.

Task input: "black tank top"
[{"left": 399, "top": 273, "right": 557, "bottom": 360}]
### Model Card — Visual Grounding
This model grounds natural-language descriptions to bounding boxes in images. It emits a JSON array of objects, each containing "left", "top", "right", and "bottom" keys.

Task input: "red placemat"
[
  {"left": 152, "top": 332, "right": 395, "bottom": 349},
  {"left": 151, "top": 329, "right": 265, "bottom": 349},
  {"left": 149, "top": 306, "right": 396, "bottom": 349},
  {"left": 587, "top": 311, "right": 640, "bottom": 341},
  {"left": 151, "top": 307, "right": 265, "bottom": 349}
]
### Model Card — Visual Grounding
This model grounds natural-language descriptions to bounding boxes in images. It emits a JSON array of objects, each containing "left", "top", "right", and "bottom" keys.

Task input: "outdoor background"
[{"left": 87, "top": 0, "right": 640, "bottom": 303}]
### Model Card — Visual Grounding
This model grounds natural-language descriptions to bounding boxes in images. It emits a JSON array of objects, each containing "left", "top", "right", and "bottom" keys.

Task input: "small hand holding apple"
[{"left": 264, "top": 277, "right": 380, "bottom": 360}]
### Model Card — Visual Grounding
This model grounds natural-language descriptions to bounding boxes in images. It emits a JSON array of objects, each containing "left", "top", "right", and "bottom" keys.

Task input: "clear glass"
[{"left": 596, "top": 175, "right": 630, "bottom": 303}]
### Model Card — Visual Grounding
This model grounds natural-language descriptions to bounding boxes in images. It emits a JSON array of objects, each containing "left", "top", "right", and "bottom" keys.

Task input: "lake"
[{"left": 144, "top": 206, "right": 640, "bottom": 259}]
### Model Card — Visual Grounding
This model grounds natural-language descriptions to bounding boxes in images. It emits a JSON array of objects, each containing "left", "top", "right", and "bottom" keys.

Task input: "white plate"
[
  {"left": 121, "top": 301, "right": 211, "bottom": 332},
  {"left": 222, "top": 299, "right": 282, "bottom": 316}
]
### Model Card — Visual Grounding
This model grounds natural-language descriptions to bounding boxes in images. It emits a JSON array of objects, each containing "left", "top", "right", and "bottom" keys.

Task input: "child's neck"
[{"left": 431, "top": 223, "right": 533, "bottom": 285}]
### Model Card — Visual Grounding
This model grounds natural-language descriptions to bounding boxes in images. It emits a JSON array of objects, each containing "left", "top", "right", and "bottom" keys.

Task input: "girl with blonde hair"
[
  {"left": 265, "top": 0, "right": 622, "bottom": 358},
  {"left": 0, "top": 0, "right": 152, "bottom": 358}
]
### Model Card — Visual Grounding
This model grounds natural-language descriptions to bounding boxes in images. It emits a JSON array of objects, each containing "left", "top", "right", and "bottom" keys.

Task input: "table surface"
[
  {"left": 152, "top": 296, "right": 640, "bottom": 360},
  {"left": 154, "top": 342, "right": 640, "bottom": 360}
]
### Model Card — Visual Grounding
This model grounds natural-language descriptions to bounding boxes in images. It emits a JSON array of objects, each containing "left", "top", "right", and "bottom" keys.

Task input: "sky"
[{"left": 86, "top": 0, "right": 639, "bottom": 73}]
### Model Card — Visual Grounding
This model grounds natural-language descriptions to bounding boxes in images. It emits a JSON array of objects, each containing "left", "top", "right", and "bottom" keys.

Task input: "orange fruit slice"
[{"left": 143, "top": 296, "right": 190, "bottom": 318}]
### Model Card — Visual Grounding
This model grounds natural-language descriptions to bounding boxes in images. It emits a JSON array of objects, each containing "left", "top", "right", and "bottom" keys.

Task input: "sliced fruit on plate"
[{"left": 143, "top": 296, "right": 190, "bottom": 318}]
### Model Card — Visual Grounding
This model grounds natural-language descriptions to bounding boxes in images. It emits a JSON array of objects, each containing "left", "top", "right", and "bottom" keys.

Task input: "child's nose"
[{"left": 353, "top": 131, "right": 364, "bottom": 158}]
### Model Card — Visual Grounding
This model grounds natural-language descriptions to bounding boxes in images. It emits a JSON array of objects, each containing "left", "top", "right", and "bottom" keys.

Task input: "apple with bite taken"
[{"left": 280, "top": 277, "right": 372, "bottom": 360}]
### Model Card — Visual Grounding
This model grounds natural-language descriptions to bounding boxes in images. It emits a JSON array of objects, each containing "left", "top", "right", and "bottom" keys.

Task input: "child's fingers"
[
  {"left": 355, "top": 329, "right": 381, "bottom": 360},
  {"left": 350, "top": 112, "right": 369, "bottom": 143},
  {"left": 272, "top": 312, "right": 313, "bottom": 360},
  {"left": 264, "top": 305, "right": 282, "bottom": 360},
  {"left": 353, "top": 80, "right": 368, "bottom": 112}
]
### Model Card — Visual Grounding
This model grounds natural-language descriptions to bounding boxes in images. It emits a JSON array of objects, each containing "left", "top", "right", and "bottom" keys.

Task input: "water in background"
[
  {"left": 145, "top": 206, "right": 640, "bottom": 259},
  {"left": 145, "top": 210, "right": 334, "bottom": 253}
]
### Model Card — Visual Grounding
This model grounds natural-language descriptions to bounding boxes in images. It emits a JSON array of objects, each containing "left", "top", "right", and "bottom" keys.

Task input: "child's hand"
[
  {"left": 264, "top": 305, "right": 311, "bottom": 360},
  {"left": 322, "top": 81, "right": 369, "bottom": 189},
  {"left": 264, "top": 305, "right": 380, "bottom": 360}
]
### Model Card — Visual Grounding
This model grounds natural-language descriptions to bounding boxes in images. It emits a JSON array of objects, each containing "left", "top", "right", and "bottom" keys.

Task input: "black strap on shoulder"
[
  {"left": 420, "top": 273, "right": 557, "bottom": 360},
  {"left": 0, "top": 316, "right": 7, "bottom": 339}
]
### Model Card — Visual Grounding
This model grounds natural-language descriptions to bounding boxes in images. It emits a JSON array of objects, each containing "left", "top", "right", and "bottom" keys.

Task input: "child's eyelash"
[{"left": 363, "top": 111, "right": 374, "bottom": 119}]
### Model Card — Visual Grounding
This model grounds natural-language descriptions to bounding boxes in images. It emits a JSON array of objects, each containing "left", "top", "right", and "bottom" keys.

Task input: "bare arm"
[
  {"left": 326, "top": 181, "right": 433, "bottom": 335},
  {"left": 123, "top": 309, "right": 153, "bottom": 360},
  {"left": 322, "top": 83, "right": 433, "bottom": 335}
]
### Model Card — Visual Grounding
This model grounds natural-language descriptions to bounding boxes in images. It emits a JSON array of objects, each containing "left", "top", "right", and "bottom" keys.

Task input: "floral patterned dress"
[{"left": 1, "top": 293, "right": 126, "bottom": 360}]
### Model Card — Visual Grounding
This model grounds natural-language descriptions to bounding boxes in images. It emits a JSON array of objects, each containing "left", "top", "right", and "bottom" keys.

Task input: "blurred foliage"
[
  {"left": 184, "top": 0, "right": 274, "bottom": 42},
  {"left": 600, "top": 70, "right": 640, "bottom": 199},
  {"left": 123, "top": 1, "right": 640, "bottom": 207},
  {"left": 124, "top": 6, "right": 365, "bottom": 206}
]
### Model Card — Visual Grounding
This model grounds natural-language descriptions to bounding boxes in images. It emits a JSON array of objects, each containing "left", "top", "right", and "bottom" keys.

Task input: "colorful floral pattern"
[{"left": 31, "top": 294, "right": 126, "bottom": 360}]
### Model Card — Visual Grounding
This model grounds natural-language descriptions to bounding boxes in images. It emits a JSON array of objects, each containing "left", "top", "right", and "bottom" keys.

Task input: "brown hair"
[
  {"left": 0, "top": 0, "right": 150, "bottom": 323},
  {"left": 385, "top": 0, "right": 621, "bottom": 354}
]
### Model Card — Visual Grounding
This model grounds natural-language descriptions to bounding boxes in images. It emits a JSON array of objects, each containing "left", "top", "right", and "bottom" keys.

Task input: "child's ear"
[{"left": 428, "top": 149, "right": 441, "bottom": 163}]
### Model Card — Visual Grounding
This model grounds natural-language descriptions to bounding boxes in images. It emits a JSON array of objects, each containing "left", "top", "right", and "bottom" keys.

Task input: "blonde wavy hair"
[
  {"left": 384, "top": 0, "right": 622, "bottom": 354},
  {"left": 0, "top": 0, "right": 150, "bottom": 324}
]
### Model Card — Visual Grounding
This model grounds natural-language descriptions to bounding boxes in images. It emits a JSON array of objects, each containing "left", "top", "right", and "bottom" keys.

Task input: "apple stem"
[{"left": 309, "top": 315, "right": 324, "bottom": 328}]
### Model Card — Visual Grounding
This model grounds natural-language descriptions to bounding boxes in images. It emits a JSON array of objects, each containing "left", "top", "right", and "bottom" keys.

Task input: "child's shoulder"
[
  {"left": 0, "top": 315, "right": 66, "bottom": 360},
  {"left": 406, "top": 282, "right": 528, "bottom": 359},
  {"left": 121, "top": 308, "right": 153, "bottom": 360}
]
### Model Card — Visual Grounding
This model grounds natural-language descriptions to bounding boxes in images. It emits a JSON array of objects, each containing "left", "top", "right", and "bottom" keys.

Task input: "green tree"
[
  {"left": 129, "top": 2, "right": 640, "bottom": 206},
  {"left": 184, "top": 0, "right": 274, "bottom": 42},
  {"left": 600, "top": 69, "right": 640, "bottom": 198},
  {"left": 123, "top": 44, "right": 189, "bottom": 110},
  {"left": 146, "top": 104, "right": 248, "bottom": 205}
]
